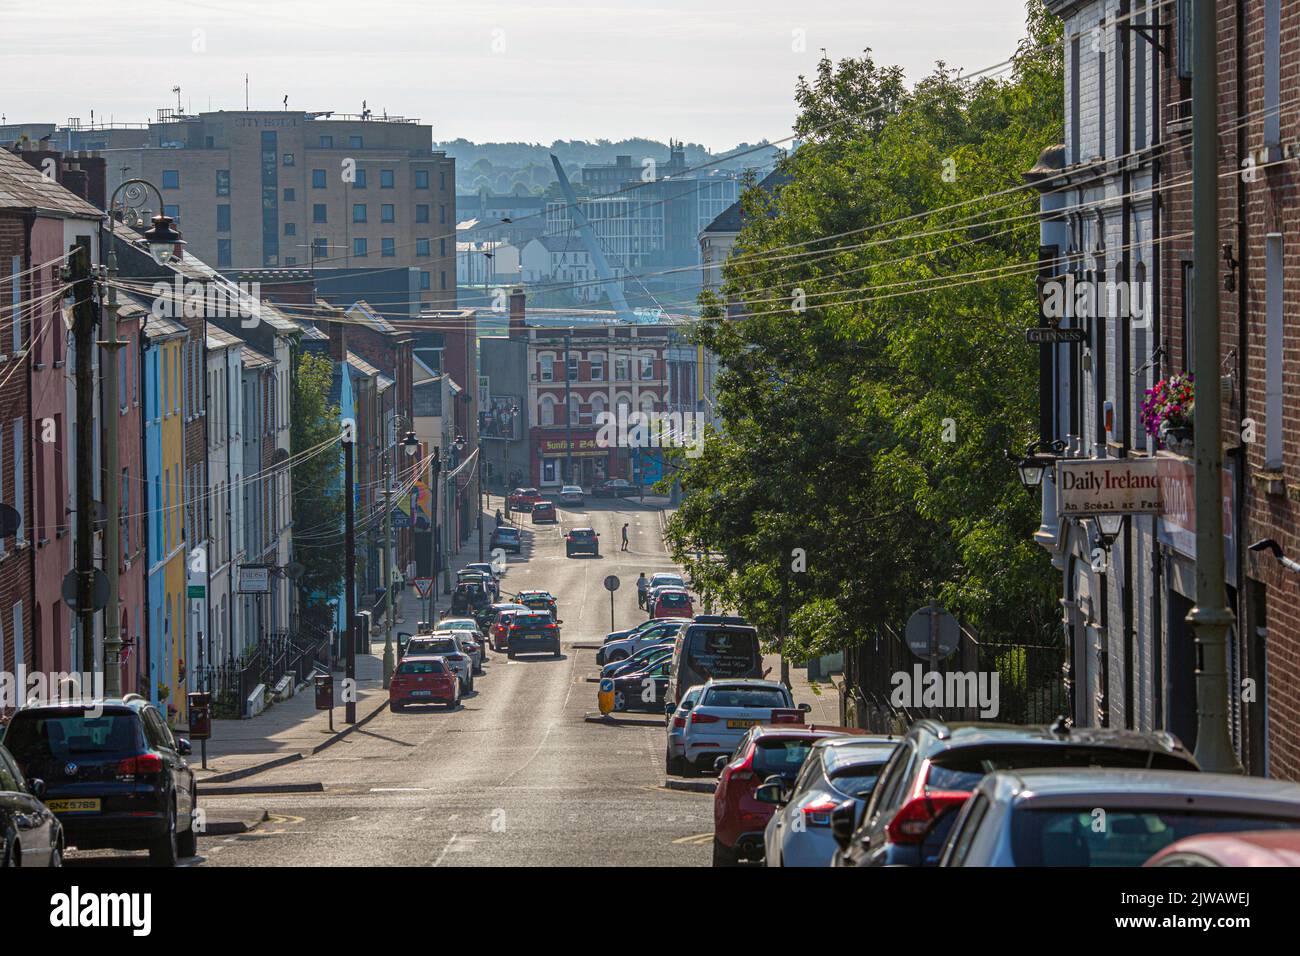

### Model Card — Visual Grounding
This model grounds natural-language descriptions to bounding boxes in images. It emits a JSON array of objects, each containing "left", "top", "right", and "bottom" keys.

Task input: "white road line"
[
  {"left": 498, "top": 720, "right": 557, "bottom": 786},
  {"left": 431, "top": 833, "right": 458, "bottom": 867}
]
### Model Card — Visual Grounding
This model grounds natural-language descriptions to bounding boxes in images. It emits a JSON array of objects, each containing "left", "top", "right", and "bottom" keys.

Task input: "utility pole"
[
  {"left": 100, "top": 231, "right": 127, "bottom": 697},
  {"left": 1188, "top": 0, "right": 1242, "bottom": 774},
  {"left": 564, "top": 328, "right": 573, "bottom": 485},
  {"left": 69, "top": 239, "right": 97, "bottom": 672},
  {"left": 477, "top": 437, "right": 485, "bottom": 562},
  {"left": 343, "top": 425, "right": 356, "bottom": 724},
  {"left": 381, "top": 444, "right": 393, "bottom": 688},
  {"left": 429, "top": 446, "right": 441, "bottom": 625}
]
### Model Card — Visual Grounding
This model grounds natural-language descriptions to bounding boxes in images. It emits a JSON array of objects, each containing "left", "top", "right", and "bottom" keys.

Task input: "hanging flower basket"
[{"left": 1141, "top": 374, "right": 1194, "bottom": 453}]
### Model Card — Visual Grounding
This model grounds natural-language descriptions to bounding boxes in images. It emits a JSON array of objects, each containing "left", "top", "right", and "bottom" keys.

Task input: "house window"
[
  {"left": 216, "top": 169, "right": 231, "bottom": 196},
  {"left": 416, "top": 204, "right": 429, "bottom": 223},
  {"left": 416, "top": 238, "right": 430, "bottom": 256},
  {"left": 1265, "top": 235, "right": 1284, "bottom": 469},
  {"left": 162, "top": 169, "right": 180, "bottom": 189},
  {"left": 216, "top": 205, "right": 231, "bottom": 232},
  {"left": 380, "top": 169, "right": 395, "bottom": 189},
  {"left": 567, "top": 357, "right": 578, "bottom": 382},
  {"left": 1265, "top": 0, "right": 1281, "bottom": 149},
  {"left": 540, "top": 355, "right": 554, "bottom": 382},
  {"left": 640, "top": 356, "right": 654, "bottom": 380},
  {"left": 11, "top": 419, "right": 23, "bottom": 542},
  {"left": 590, "top": 356, "right": 605, "bottom": 381},
  {"left": 1180, "top": 261, "right": 1194, "bottom": 372},
  {"left": 381, "top": 204, "right": 394, "bottom": 223},
  {"left": 217, "top": 239, "right": 231, "bottom": 268},
  {"left": 353, "top": 204, "right": 367, "bottom": 223},
  {"left": 1070, "top": 38, "right": 1080, "bottom": 164},
  {"left": 415, "top": 170, "right": 429, "bottom": 189},
  {"left": 353, "top": 238, "right": 367, "bottom": 257},
  {"left": 439, "top": 205, "right": 446, "bottom": 224},
  {"left": 439, "top": 171, "right": 446, "bottom": 191},
  {"left": 312, "top": 169, "right": 327, "bottom": 188},
  {"left": 540, "top": 396, "right": 555, "bottom": 426},
  {"left": 615, "top": 357, "right": 629, "bottom": 381},
  {"left": 1177, "top": 0, "right": 1194, "bottom": 78},
  {"left": 382, "top": 238, "right": 395, "bottom": 257}
]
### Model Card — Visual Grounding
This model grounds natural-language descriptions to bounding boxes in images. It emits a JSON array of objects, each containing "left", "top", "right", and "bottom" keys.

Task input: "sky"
[{"left": 1, "top": 0, "right": 1032, "bottom": 152}]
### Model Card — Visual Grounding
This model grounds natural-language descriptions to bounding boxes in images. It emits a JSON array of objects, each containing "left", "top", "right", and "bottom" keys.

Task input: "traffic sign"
[
  {"left": 904, "top": 603, "right": 960, "bottom": 661},
  {"left": 413, "top": 577, "right": 433, "bottom": 599},
  {"left": 603, "top": 575, "right": 620, "bottom": 592},
  {"left": 1025, "top": 327, "right": 1087, "bottom": 345}
]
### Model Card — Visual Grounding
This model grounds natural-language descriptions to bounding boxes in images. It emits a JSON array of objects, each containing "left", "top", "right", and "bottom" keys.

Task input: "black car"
[
  {"left": 2, "top": 697, "right": 199, "bottom": 866},
  {"left": 491, "top": 525, "right": 522, "bottom": 554},
  {"left": 611, "top": 658, "right": 671, "bottom": 712},
  {"left": 594, "top": 478, "right": 636, "bottom": 498},
  {"left": 506, "top": 610, "right": 562, "bottom": 659},
  {"left": 1, "top": 743, "right": 63, "bottom": 867},
  {"left": 832, "top": 718, "right": 1199, "bottom": 868},
  {"left": 565, "top": 527, "right": 600, "bottom": 557}
]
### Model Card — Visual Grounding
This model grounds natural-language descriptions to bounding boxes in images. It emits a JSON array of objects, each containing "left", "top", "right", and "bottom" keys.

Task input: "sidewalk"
[{"left": 763, "top": 654, "right": 842, "bottom": 726}]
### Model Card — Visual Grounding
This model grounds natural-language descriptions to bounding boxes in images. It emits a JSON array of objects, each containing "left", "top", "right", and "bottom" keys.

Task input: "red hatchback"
[
  {"left": 390, "top": 656, "right": 460, "bottom": 710},
  {"left": 531, "top": 501, "right": 557, "bottom": 523},
  {"left": 651, "top": 589, "right": 694, "bottom": 619},
  {"left": 508, "top": 487, "right": 544, "bottom": 512},
  {"left": 713, "top": 725, "right": 855, "bottom": 866}
]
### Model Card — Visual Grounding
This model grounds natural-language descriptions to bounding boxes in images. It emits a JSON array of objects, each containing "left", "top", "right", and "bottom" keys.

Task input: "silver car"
[
  {"left": 939, "top": 768, "right": 1300, "bottom": 867},
  {"left": 679, "top": 679, "right": 806, "bottom": 775},
  {"left": 665, "top": 685, "right": 705, "bottom": 775},
  {"left": 435, "top": 617, "right": 487, "bottom": 671},
  {"left": 406, "top": 632, "right": 475, "bottom": 693},
  {"left": 762, "top": 736, "right": 898, "bottom": 867}
]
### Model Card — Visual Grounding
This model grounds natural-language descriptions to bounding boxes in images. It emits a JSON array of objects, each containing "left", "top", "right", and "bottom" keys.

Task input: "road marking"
[
  {"left": 431, "top": 833, "right": 458, "bottom": 867},
  {"left": 369, "top": 787, "right": 433, "bottom": 792},
  {"left": 673, "top": 833, "right": 714, "bottom": 846}
]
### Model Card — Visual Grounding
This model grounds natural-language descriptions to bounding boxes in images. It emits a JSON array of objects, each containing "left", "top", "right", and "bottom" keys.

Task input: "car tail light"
[
  {"left": 117, "top": 753, "right": 165, "bottom": 778},
  {"left": 689, "top": 712, "right": 719, "bottom": 724},
  {"left": 672, "top": 715, "right": 687, "bottom": 729},
  {"left": 884, "top": 791, "right": 970, "bottom": 844},
  {"left": 800, "top": 801, "right": 839, "bottom": 827}
]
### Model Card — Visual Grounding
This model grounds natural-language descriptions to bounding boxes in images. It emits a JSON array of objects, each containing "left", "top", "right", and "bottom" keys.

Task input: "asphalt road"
[{"left": 68, "top": 496, "right": 714, "bottom": 867}]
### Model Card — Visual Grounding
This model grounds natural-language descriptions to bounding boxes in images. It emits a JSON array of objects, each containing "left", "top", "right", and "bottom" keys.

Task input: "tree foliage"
[
  {"left": 664, "top": 2, "right": 1064, "bottom": 660},
  {"left": 291, "top": 351, "right": 346, "bottom": 604}
]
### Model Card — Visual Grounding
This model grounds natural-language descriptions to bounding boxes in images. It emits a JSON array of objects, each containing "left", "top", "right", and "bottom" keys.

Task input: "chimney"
[
  {"left": 508, "top": 288, "right": 526, "bottom": 338},
  {"left": 327, "top": 317, "right": 347, "bottom": 363}
]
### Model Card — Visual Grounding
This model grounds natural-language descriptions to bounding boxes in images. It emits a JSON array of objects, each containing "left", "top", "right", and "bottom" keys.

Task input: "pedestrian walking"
[
  {"left": 621, "top": 523, "right": 629, "bottom": 551},
  {"left": 636, "top": 571, "right": 648, "bottom": 609},
  {"left": 495, "top": 508, "right": 503, "bottom": 527}
]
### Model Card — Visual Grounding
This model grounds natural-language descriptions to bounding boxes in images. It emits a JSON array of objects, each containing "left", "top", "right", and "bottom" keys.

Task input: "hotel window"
[
  {"left": 382, "top": 238, "right": 395, "bottom": 257},
  {"left": 420, "top": 271, "right": 430, "bottom": 290},
  {"left": 354, "top": 168, "right": 367, "bottom": 189},
  {"left": 640, "top": 356, "right": 654, "bottom": 380},
  {"left": 380, "top": 169, "right": 395, "bottom": 189},
  {"left": 163, "top": 204, "right": 180, "bottom": 224},
  {"left": 381, "top": 204, "right": 394, "bottom": 223},
  {"left": 590, "top": 355, "right": 605, "bottom": 381},
  {"left": 312, "top": 169, "right": 327, "bottom": 188},
  {"left": 353, "top": 238, "right": 367, "bottom": 257},
  {"left": 439, "top": 171, "right": 446, "bottom": 191},
  {"left": 415, "top": 170, "right": 429, "bottom": 189},
  {"left": 283, "top": 187, "right": 295, "bottom": 201},
  {"left": 416, "top": 238, "right": 430, "bottom": 256},
  {"left": 353, "top": 204, "right": 367, "bottom": 223},
  {"left": 312, "top": 238, "right": 328, "bottom": 260},
  {"left": 216, "top": 204, "right": 231, "bottom": 232},
  {"left": 439, "top": 271, "right": 446, "bottom": 290},
  {"left": 540, "top": 355, "right": 554, "bottom": 382},
  {"left": 313, "top": 204, "right": 327, "bottom": 223},
  {"left": 216, "top": 169, "right": 231, "bottom": 196},
  {"left": 282, "top": 153, "right": 295, "bottom": 167},
  {"left": 415, "top": 204, "right": 429, "bottom": 223},
  {"left": 439, "top": 205, "right": 446, "bottom": 225},
  {"left": 349, "top": 135, "right": 363, "bottom": 148},
  {"left": 439, "top": 238, "right": 446, "bottom": 257},
  {"left": 162, "top": 169, "right": 180, "bottom": 189},
  {"left": 284, "top": 222, "right": 296, "bottom": 236}
]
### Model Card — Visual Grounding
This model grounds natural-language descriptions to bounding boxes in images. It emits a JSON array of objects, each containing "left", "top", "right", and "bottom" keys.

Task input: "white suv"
[
  {"left": 406, "top": 632, "right": 475, "bottom": 693},
  {"left": 679, "top": 679, "right": 807, "bottom": 775}
]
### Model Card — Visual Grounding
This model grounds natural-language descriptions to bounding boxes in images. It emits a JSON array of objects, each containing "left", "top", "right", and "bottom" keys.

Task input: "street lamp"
[
  {"left": 1092, "top": 513, "right": 1125, "bottom": 550},
  {"left": 142, "top": 212, "right": 185, "bottom": 265},
  {"left": 403, "top": 431, "right": 419, "bottom": 458},
  {"left": 1011, "top": 438, "right": 1066, "bottom": 494},
  {"left": 1016, "top": 457, "right": 1048, "bottom": 491}
]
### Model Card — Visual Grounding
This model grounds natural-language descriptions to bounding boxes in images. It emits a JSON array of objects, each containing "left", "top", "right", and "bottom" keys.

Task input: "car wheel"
[
  {"left": 613, "top": 691, "right": 626, "bottom": 711},
  {"left": 508, "top": 650, "right": 516, "bottom": 660},
  {"left": 48, "top": 838, "right": 63, "bottom": 868},
  {"left": 553, "top": 647, "right": 561, "bottom": 658},
  {"left": 1, "top": 831, "right": 16, "bottom": 868},
  {"left": 177, "top": 810, "right": 198, "bottom": 859},
  {"left": 712, "top": 837, "right": 737, "bottom": 867},
  {"left": 392, "top": 701, "right": 404, "bottom": 712},
  {"left": 681, "top": 757, "right": 698, "bottom": 778},
  {"left": 150, "top": 802, "right": 179, "bottom": 867},
  {"left": 468, "top": 674, "right": 475, "bottom": 693},
  {"left": 666, "top": 750, "right": 684, "bottom": 776}
]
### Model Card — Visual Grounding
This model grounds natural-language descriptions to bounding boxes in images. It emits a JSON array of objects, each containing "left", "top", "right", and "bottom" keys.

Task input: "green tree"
[
  {"left": 291, "top": 352, "right": 345, "bottom": 604},
  {"left": 664, "top": 1, "right": 1064, "bottom": 662}
]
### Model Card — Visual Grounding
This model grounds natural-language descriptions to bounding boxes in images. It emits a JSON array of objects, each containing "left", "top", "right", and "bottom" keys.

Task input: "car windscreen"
[
  {"left": 1010, "top": 809, "right": 1300, "bottom": 867},
  {"left": 686, "top": 628, "right": 760, "bottom": 680},
  {"left": 652, "top": 575, "right": 684, "bottom": 587},
  {"left": 409, "top": 640, "right": 458, "bottom": 655},
  {"left": 4, "top": 711, "right": 142, "bottom": 758},
  {"left": 495, "top": 528, "right": 520, "bottom": 539},
  {"left": 658, "top": 592, "right": 690, "bottom": 606},
  {"left": 702, "top": 686, "right": 788, "bottom": 709},
  {"left": 398, "top": 660, "right": 446, "bottom": 675},
  {"left": 829, "top": 764, "right": 886, "bottom": 799},
  {"left": 569, "top": 530, "right": 595, "bottom": 540},
  {"left": 512, "top": 614, "right": 553, "bottom": 627},
  {"left": 927, "top": 745, "right": 1199, "bottom": 793},
  {"left": 753, "top": 739, "right": 819, "bottom": 777}
]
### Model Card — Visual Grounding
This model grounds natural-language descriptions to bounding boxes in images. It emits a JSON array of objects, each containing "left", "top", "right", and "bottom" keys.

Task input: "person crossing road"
[
  {"left": 621, "top": 523, "right": 629, "bottom": 551},
  {"left": 636, "top": 571, "right": 648, "bottom": 609}
]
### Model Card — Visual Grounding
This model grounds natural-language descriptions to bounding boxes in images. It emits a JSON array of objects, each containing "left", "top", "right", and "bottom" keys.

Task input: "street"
[{"left": 69, "top": 498, "right": 716, "bottom": 867}]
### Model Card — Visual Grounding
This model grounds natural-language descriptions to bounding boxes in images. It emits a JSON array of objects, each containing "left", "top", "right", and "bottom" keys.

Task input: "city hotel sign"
[{"left": 1056, "top": 459, "right": 1161, "bottom": 516}]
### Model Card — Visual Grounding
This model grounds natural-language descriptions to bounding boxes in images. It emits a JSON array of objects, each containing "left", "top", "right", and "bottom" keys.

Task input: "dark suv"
[
  {"left": 565, "top": 527, "right": 600, "bottom": 557},
  {"left": 2, "top": 696, "right": 198, "bottom": 866},
  {"left": 831, "top": 719, "right": 1198, "bottom": 868}
]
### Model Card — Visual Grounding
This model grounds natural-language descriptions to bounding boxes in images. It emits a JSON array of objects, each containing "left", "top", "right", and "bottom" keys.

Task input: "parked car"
[
  {"left": 486, "top": 603, "right": 529, "bottom": 651},
  {"left": 565, "top": 527, "right": 600, "bottom": 557},
  {"left": 434, "top": 618, "right": 488, "bottom": 671},
  {"left": 598, "top": 619, "right": 685, "bottom": 665},
  {"left": 515, "top": 589, "right": 558, "bottom": 620},
  {"left": 834, "top": 719, "right": 1199, "bottom": 868},
  {"left": 490, "top": 526, "right": 522, "bottom": 554},
  {"left": 650, "top": 588, "right": 694, "bottom": 619},
  {"left": 938, "top": 769, "right": 1300, "bottom": 867},
  {"left": 390, "top": 657, "right": 461, "bottom": 711},
  {"left": 644, "top": 573, "right": 686, "bottom": 609},
  {"left": 601, "top": 642, "right": 675, "bottom": 679},
  {"left": 677, "top": 679, "right": 808, "bottom": 776},
  {"left": 532, "top": 501, "right": 558, "bottom": 523},
  {"left": 608, "top": 659, "right": 671, "bottom": 713},
  {"left": 450, "top": 581, "right": 491, "bottom": 617},
  {"left": 761, "top": 736, "right": 897, "bottom": 867},
  {"left": 457, "top": 568, "right": 496, "bottom": 600},
  {"left": 1144, "top": 829, "right": 1300, "bottom": 867},
  {"left": 559, "top": 485, "right": 585, "bottom": 505},
  {"left": 666, "top": 686, "right": 707, "bottom": 775},
  {"left": 405, "top": 633, "right": 475, "bottom": 692},
  {"left": 2, "top": 696, "right": 198, "bottom": 866},
  {"left": 594, "top": 478, "right": 635, "bottom": 498},
  {"left": 507, "top": 487, "right": 543, "bottom": 512},
  {"left": 606, "top": 616, "right": 677, "bottom": 643},
  {"left": 665, "top": 615, "right": 765, "bottom": 707},
  {"left": 0, "top": 742, "right": 63, "bottom": 867},
  {"left": 713, "top": 725, "right": 853, "bottom": 866},
  {"left": 506, "top": 610, "right": 562, "bottom": 659},
  {"left": 463, "top": 563, "right": 501, "bottom": 600}
]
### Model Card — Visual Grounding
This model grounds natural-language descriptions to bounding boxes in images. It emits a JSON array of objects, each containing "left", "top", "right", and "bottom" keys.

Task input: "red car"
[
  {"left": 508, "top": 487, "right": 544, "bottom": 512},
  {"left": 490, "top": 609, "right": 524, "bottom": 651},
  {"left": 1145, "top": 830, "right": 1300, "bottom": 867},
  {"left": 713, "top": 725, "right": 855, "bottom": 866},
  {"left": 389, "top": 656, "right": 460, "bottom": 710},
  {"left": 531, "top": 501, "right": 557, "bottom": 523},
  {"left": 650, "top": 588, "right": 694, "bottom": 619}
]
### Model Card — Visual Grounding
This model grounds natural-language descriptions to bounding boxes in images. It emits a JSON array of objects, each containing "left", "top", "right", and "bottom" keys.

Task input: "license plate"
[
  {"left": 525, "top": 633, "right": 542, "bottom": 640},
  {"left": 727, "top": 719, "right": 758, "bottom": 729},
  {"left": 48, "top": 798, "right": 101, "bottom": 813},
  {"left": 410, "top": 690, "right": 432, "bottom": 697}
]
